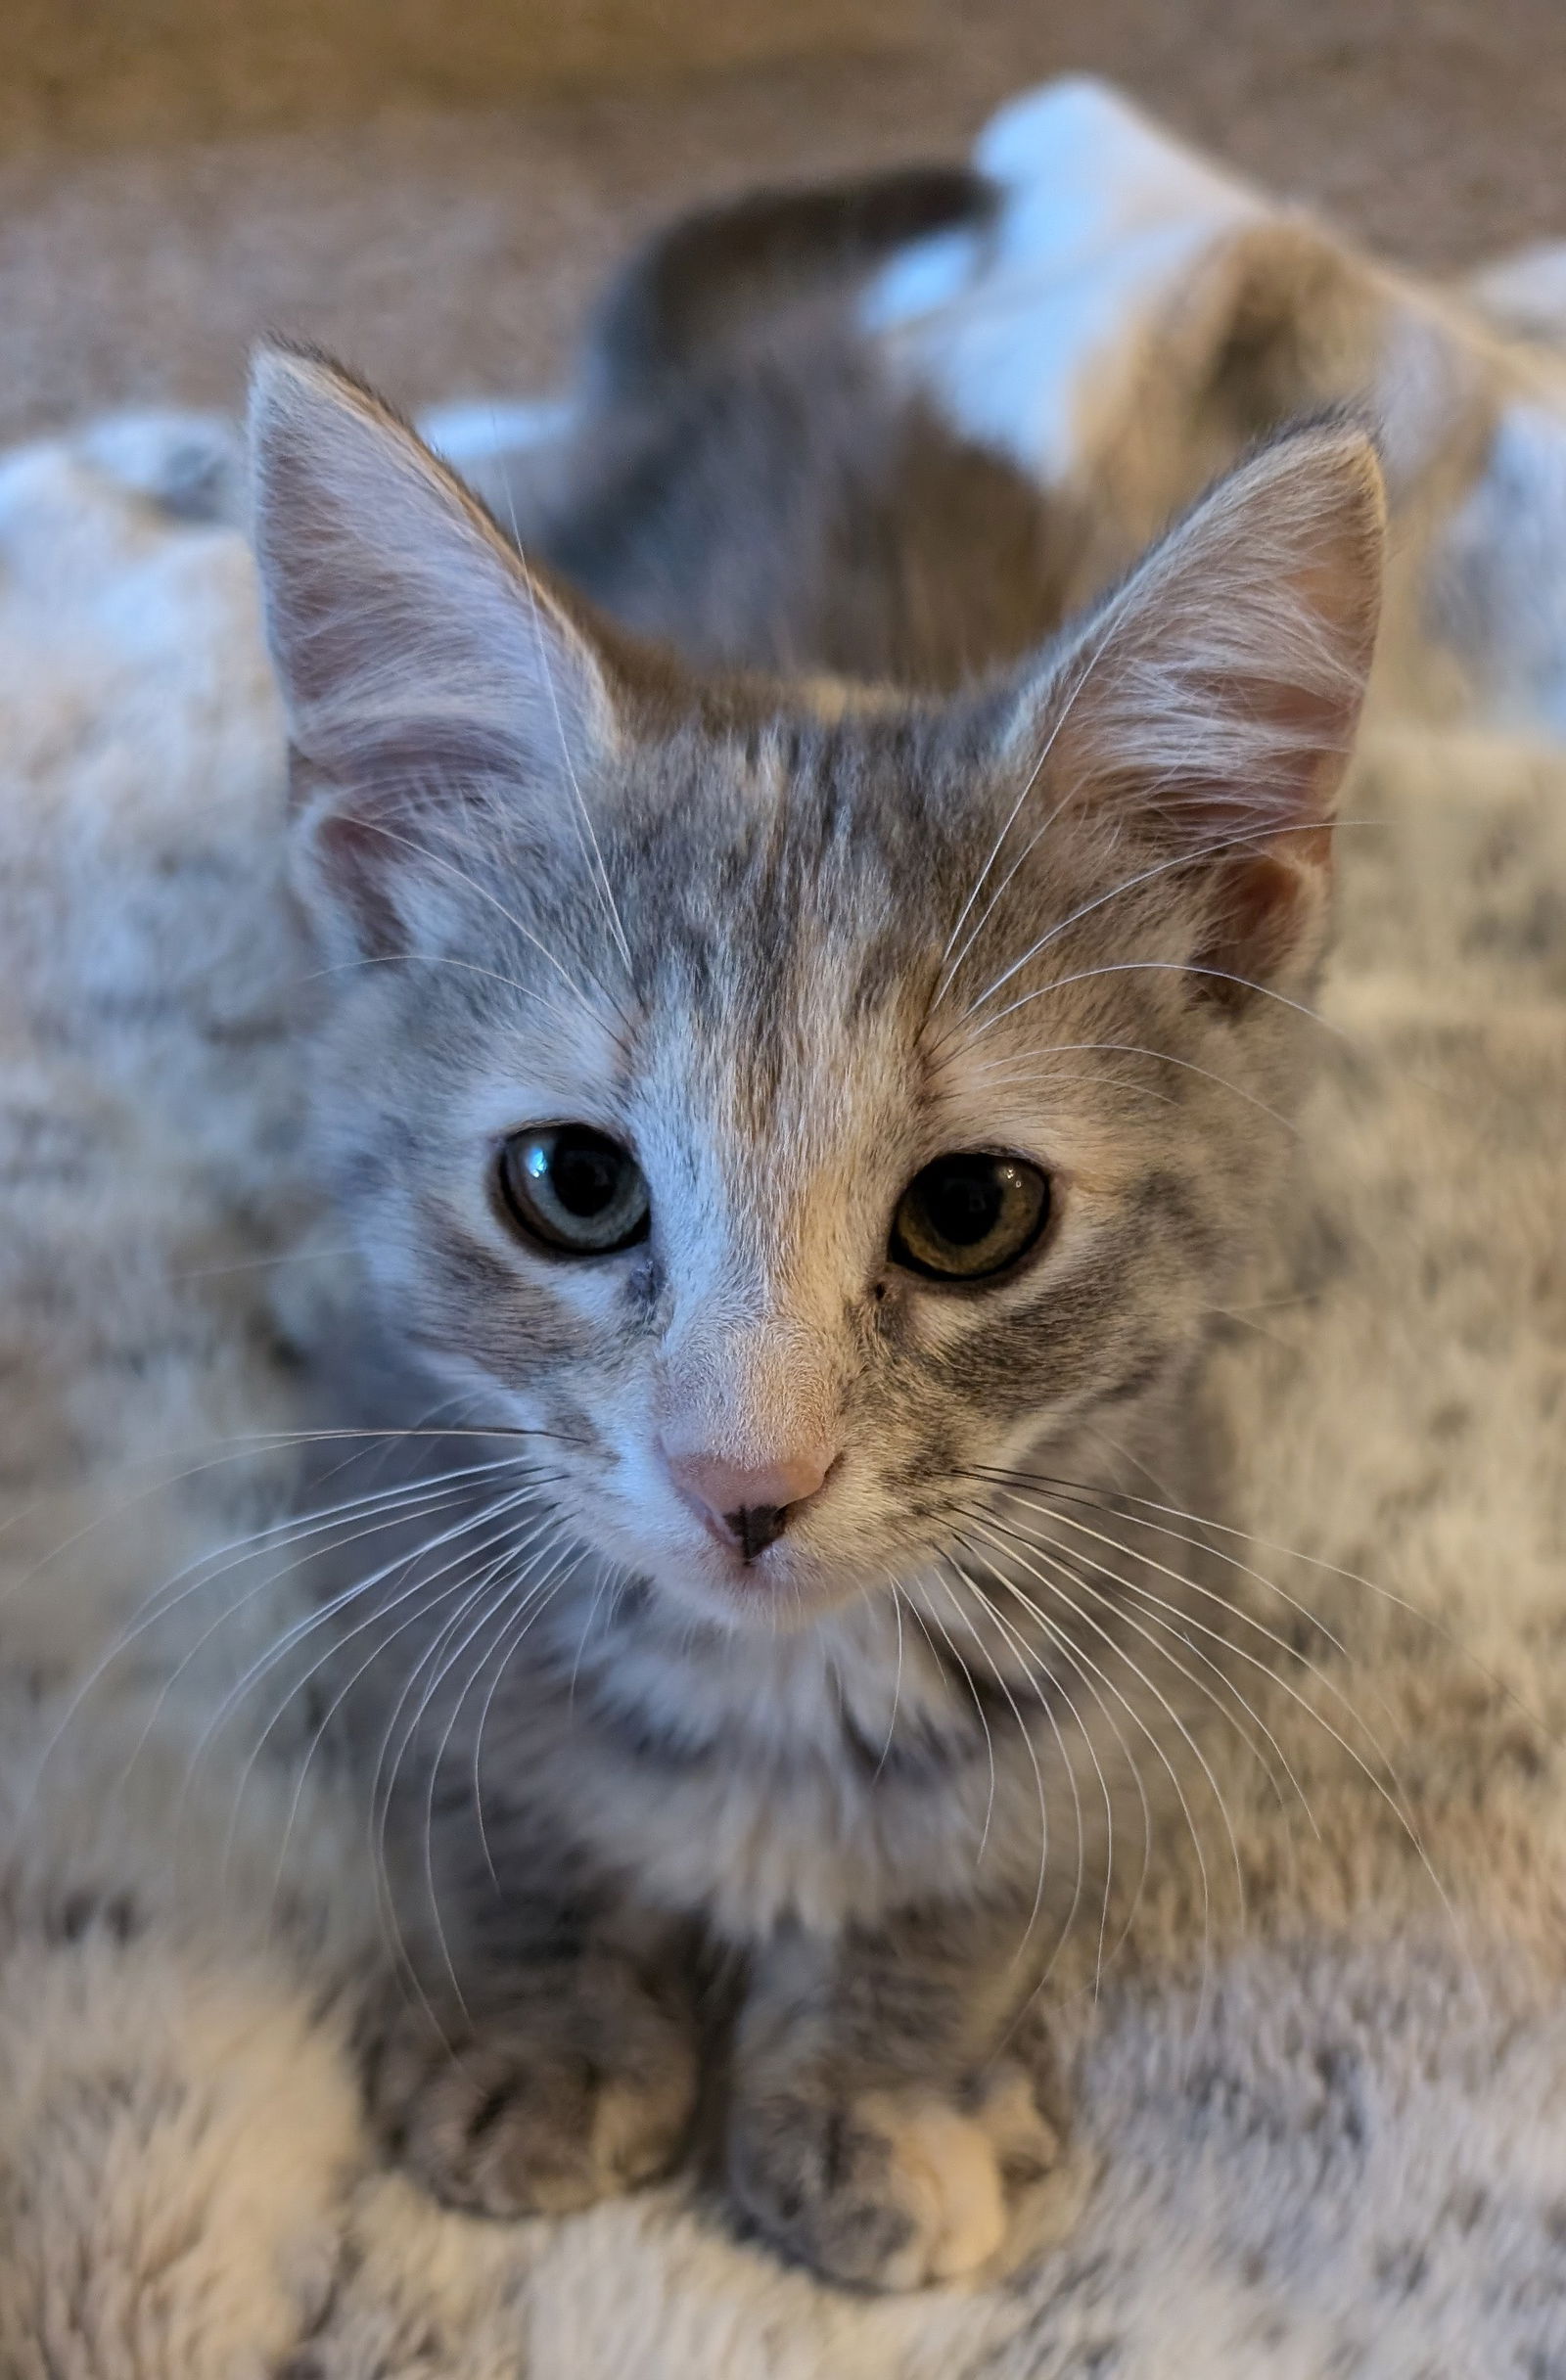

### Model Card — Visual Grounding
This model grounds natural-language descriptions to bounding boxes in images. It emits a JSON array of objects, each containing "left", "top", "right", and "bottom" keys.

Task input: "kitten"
[{"left": 249, "top": 185, "right": 1383, "bottom": 2289}]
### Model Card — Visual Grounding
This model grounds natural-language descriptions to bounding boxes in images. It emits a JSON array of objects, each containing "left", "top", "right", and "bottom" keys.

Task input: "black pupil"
[
  {"left": 923, "top": 1159, "right": 1005, "bottom": 1247},
  {"left": 550, "top": 1134, "right": 622, "bottom": 1218}
]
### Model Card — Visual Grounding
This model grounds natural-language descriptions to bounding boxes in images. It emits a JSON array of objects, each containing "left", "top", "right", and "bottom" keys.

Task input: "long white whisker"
[
  {"left": 955, "top": 1558, "right": 1128, "bottom": 2001},
  {"left": 254, "top": 1578, "right": 479, "bottom": 1920},
  {"left": 410, "top": 1519, "right": 578, "bottom": 2004},
  {"left": 947, "top": 818, "right": 1337, "bottom": 1036},
  {"left": 958, "top": 1522, "right": 1223, "bottom": 2043},
  {"left": 360, "top": 1490, "right": 553, "bottom": 2036},
  {"left": 980, "top": 1446, "right": 1554, "bottom": 1753},
  {"left": 948, "top": 1525, "right": 1206, "bottom": 2052},
  {"left": 962, "top": 1509, "right": 1251, "bottom": 1914},
  {"left": 489, "top": 407, "right": 636, "bottom": 992},
  {"left": 980, "top": 957, "right": 1345, "bottom": 1036},
  {"left": 967, "top": 1038, "right": 1302, "bottom": 1134},
  {"left": 931, "top": 565, "right": 1160, "bottom": 1008},
  {"left": 518, "top": 579, "right": 637, "bottom": 989},
  {"left": 0, "top": 1420, "right": 574, "bottom": 1632},
  {"left": 358, "top": 1489, "right": 546, "bottom": 1843},
  {"left": 19, "top": 1458, "right": 538, "bottom": 1820},
  {"left": 569, "top": 1564, "right": 616, "bottom": 1710},
  {"left": 469, "top": 1541, "right": 584, "bottom": 1886},
  {"left": 176, "top": 1479, "right": 547, "bottom": 1854},
  {"left": 940, "top": 1061, "right": 1183, "bottom": 1113},
  {"left": 976, "top": 1482, "right": 1476, "bottom": 1965},
  {"left": 401, "top": 1544, "right": 559, "bottom": 2019},
  {"left": 301, "top": 947, "right": 585, "bottom": 1034},
  {"left": 264, "top": 1524, "right": 564, "bottom": 1936},
  {"left": 970, "top": 1502, "right": 1306, "bottom": 1834},
  {"left": 871, "top": 1580, "right": 907, "bottom": 1785},
  {"left": 978, "top": 1477, "right": 1402, "bottom": 1778},
  {"left": 245, "top": 1505, "right": 560, "bottom": 1924},
  {"left": 899, "top": 1588, "right": 997, "bottom": 1860},
  {"left": 353, "top": 807, "right": 622, "bottom": 1027},
  {"left": 944, "top": 1556, "right": 1082, "bottom": 1982},
  {"left": 197, "top": 1481, "right": 520, "bottom": 1864}
]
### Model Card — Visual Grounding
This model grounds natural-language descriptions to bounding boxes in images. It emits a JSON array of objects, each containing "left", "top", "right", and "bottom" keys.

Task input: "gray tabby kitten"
[{"left": 249, "top": 178, "right": 1383, "bottom": 2290}]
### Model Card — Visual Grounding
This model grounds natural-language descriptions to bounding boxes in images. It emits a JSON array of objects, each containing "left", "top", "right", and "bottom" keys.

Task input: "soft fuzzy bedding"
[{"left": 1, "top": 85, "right": 1565, "bottom": 2379}]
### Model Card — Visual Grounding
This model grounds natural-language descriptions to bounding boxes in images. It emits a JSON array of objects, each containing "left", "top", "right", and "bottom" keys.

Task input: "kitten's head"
[{"left": 251, "top": 346, "right": 1382, "bottom": 1631}]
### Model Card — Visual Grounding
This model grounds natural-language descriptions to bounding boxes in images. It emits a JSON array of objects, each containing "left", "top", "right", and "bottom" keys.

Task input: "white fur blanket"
[{"left": 2, "top": 82, "right": 1565, "bottom": 2379}]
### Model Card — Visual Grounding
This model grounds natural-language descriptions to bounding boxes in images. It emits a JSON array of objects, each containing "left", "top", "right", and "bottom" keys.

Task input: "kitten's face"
[
  {"left": 251, "top": 349, "right": 1382, "bottom": 1632},
  {"left": 302, "top": 712, "right": 1326, "bottom": 1631}
]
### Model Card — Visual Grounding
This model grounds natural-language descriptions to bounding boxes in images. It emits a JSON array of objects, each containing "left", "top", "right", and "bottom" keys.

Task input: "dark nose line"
[{"left": 721, "top": 1503, "right": 790, "bottom": 1561}]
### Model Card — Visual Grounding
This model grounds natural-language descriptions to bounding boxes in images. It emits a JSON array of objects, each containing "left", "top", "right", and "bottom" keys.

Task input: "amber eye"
[
  {"left": 497, "top": 1124, "right": 650, "bottom": 1256},
  {"left": 890, "top": 1153, "right": 1051, "bottom": 1282}
]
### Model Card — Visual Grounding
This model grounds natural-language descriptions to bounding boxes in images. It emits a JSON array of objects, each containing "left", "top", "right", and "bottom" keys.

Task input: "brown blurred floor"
[{"left": 0, "top": 0, "right": 1561, "bottom": 443}]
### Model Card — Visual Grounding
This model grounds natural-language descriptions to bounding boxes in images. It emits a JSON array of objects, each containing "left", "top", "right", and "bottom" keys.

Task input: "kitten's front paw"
[
  {"left": 727, "top": 2059, "right": 1067, "bottom": 2290},
  {"left": 369, "top": 1967, "right": 699, "bottom": 2219}
]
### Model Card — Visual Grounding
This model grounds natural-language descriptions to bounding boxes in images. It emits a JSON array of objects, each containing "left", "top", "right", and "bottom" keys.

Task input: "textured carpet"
[{"left": 0, "top": 83, "right": 1564, "bottom": 2369}]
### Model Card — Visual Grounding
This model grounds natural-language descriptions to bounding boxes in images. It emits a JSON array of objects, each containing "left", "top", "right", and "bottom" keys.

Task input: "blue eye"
[
  {"left": 498, "top": 1125, "right": 650, "bottom": 1256},
  {"left": 890, "top": 1153, "right": 1051, "bottom": 1282}
]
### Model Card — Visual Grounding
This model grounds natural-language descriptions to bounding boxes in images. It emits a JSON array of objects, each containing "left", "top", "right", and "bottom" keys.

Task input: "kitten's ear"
[
  {"left": 249, "top": 343, "right": 616, "bottom": 955},
  {"left": 1007, "top": 424, "right": 1385, "bottom": 991}
]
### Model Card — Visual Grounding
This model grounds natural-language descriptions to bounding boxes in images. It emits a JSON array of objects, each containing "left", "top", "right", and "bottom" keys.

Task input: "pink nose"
[{"left": 663, "top": 1445, "right": 834, "bottom": 1562}]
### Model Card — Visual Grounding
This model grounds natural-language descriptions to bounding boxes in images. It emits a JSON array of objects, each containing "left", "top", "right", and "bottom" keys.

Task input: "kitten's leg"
[
  {"left": 366, "top": 1895, "right": 701, "bottom": 2219},
  {"left": 727, "top": 1906, "right": 1071, "bottom": 2290}
]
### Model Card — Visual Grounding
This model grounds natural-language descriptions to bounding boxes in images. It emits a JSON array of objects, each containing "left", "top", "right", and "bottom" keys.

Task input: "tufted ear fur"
[
  {"left": 1001, "top": 423, "right": 1386, "bottom": 993},
  {"left": 249, "top": 343, "right": 619, "bottom": 959}
]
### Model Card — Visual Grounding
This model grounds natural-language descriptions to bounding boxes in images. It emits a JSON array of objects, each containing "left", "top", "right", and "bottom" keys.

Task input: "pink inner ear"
[
  {"left": 301, "top": 798, "right": 410, "bottom": 960},
  {"left": 1195, "top": 846, "right": 1331, "bottom": 1006}
]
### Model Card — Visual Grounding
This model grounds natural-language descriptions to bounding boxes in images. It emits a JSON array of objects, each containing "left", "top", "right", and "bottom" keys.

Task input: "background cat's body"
[{"left": 490, "top": 173, "right": 1076, "bottom": 691}]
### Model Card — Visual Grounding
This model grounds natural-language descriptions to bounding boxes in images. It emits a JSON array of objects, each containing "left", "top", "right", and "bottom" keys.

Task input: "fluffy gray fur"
[{"left": 247, "top": 220, "right": 1384, "bottom": 2288}]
